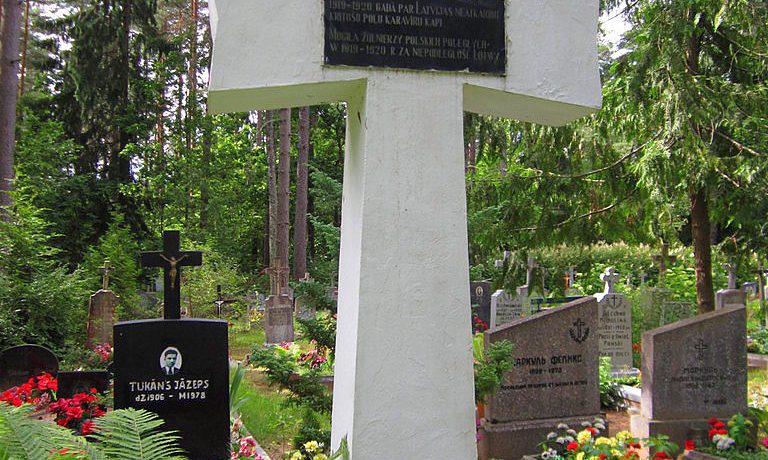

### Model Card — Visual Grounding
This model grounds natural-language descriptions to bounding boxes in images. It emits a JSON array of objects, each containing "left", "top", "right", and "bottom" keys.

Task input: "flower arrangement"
[
  {"left": 0, "top": 372, "right": 57, "bottom": 407},
  {"left": 48, "top": 388, "right": 106, "bottom": 435},
  {"left": 690, "top": 414, "right": 761, "bottom": 457},
  {"left": 538, "top": 418, "right": 676, "bottom": 460},
  {"left": 1, "top": 373, "right": 108, "bottom": 436}
]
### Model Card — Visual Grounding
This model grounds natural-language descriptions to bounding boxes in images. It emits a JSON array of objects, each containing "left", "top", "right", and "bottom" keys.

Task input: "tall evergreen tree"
[{"left": 0, "top": 0, "right": 22, "bottom": 212}]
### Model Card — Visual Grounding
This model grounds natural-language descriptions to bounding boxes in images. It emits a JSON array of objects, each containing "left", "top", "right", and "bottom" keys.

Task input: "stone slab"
[
  {"left": 0, "top": 345, "right": 59, "bottom": 391},
  {"left": 480, "top": 414, "right": 606, "bottom": 460},
  {"left": 113, "top": 319, "right": 229, "bottom": 460},
  {"left": 715, "top": 289, "right": 746, "bottom": 310},
  {"left": 57, "top": 371, "right": 111, "bottom": 399},
  {"left": 264, "top": 295, "right": 294, "bottom": 344},
  {"left": 490, "top": 289, "right": 523, "bottom": 329},
  {"left": 87, "top": 290, "right": 119, "bottom": 348},
  {"left": 595, "top": 292, "right": 633, "bottom": 369},
  {"left": 471, "top": 281, "right": 493, "bottom": 332},
  {"left": 641, "top": 306, "right": 747, "bottom": 421},
  {"left": 486, "top": 297, "right": 600, "bottom": 423},
  {"left": 631, "top": 415, "right": 715, "bottom": 457}
]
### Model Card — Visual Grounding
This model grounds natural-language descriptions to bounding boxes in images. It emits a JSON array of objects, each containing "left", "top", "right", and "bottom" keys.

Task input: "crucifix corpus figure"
[
  {"left": 140, "top": 230, "right": 202, "bottom": 319},
  {"left": 208, "top": 1, "right": 600, "bottom": 457}
]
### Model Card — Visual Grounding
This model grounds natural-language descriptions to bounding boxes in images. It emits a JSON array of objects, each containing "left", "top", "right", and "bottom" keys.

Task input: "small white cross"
[{"left": 601, "top": 267, "right": 620, "bottom": 294}]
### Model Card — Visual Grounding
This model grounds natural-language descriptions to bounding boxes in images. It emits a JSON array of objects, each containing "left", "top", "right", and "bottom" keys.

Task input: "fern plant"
[{"left": 0, "top": 405, "right": 187, "bottom": 460}]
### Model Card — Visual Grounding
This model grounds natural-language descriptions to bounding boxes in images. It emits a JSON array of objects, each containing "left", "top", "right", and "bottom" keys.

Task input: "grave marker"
[
  {"left": 57, "top": 371, "right": 111, "bottom": 399},
  {"left": 209, "top": 0, "right": 600, "bottom": 455},
  {"left": 86, "top": 260, "right": 120, "bottom": 348},
  {"left": 482, "top": 297, "right": 601, "bottom": 459},
  {"left": 140, "top": 230, "right": 202, "bottom": 320},
  {"left": 471, "top": 281, "right": 492, "bottom": 332},
  {"left": 594, "top": 267, "right": 633, "bottom": 370},
  {"left": 490, "top": 288, "right": 524, "bottom": 329},
  {"left": 0, "top": 345, "right": 59, "bottom": 391},
  {"left": 716, "top": 263, "right": 746, "bottom": 310},
  {"left": 115, "top": 231, "right": 229, "bottom": 460},
  {"left": 631, "top": 306, "right": 747, "bottom": 453}
]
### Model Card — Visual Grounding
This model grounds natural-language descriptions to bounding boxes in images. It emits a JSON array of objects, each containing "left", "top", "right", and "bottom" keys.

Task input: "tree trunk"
[
  {"left": 266, "top": 110, "right": 278, "bottom": 291},
  {"left": 18, "top": 0, "right": 28, "bottom": 97},
  {"left": 293, "top": 106, "right": 310, "bottom": 280},
  {"left": 0, "top": 0, "right": 22, "bottom": 212},
  {"left": 277, "top": 108, "right": 291, "bottom": 292},
  {"left": 691, "top": 186, "right": 714, "bottom": 313},
  {"left": 186, "top": 0, "right": 197, "bottom": 151}
]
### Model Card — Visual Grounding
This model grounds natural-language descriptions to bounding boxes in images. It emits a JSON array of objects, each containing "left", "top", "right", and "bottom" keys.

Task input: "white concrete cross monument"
[
  {"left": 601, "top": 267, "right": 621, "bottom": 294},
  {"left": 208, "top": 2, "right": 600, "bottom": 457}
]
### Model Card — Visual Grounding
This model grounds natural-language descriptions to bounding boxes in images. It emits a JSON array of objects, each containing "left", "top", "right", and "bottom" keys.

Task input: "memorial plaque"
[
  {"left": 114, "top": 319, "right": 229, "bottom": 460},
  {"left": 324, "top": 0, "right": 506, "bottom": 74}
]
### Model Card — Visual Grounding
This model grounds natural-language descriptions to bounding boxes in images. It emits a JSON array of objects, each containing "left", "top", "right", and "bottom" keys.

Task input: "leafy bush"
[
  {"left": 0, "top": 203, "right": 89, "bottom": 351},
  {"left": 297, "top": 312, "right": 337, "bottom": 358},
  {"left": 598, "top": 357, "right": 623, "bottom": 410},
  {"left": 474, "top": 335, "right": 514, "bottom": 404}
]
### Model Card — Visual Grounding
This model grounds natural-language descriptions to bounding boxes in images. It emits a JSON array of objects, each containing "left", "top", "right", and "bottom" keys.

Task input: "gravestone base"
[
  {"left": 631, "top": 415, "right": 712, "bottom": 455},
  {"left": 264, "top": 295, "right": 294, "bottom": 344},
  {"left": 480, "top": 414, "right": 605, "bottom": 460}
]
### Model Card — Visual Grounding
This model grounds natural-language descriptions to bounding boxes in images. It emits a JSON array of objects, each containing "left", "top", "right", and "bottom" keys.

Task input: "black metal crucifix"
[{"left": 140, "top": 230, "right": 202, "bottom": 319}]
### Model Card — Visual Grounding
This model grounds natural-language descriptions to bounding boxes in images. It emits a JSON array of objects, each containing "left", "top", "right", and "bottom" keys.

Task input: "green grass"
[
  {"left": 231, "top": 368, "right": 304, "bottom": 454},
  {"left": 229, "top": 321, "right": 266, "bottom": 360}
]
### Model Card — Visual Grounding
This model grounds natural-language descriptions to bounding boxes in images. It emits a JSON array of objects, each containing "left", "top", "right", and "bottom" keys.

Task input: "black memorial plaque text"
[
  {"left": 324, "top": 0, "right": 505, "bottom": 74},
  {"left": 114, "top": 319, "right": 229, "bottom": 460}
]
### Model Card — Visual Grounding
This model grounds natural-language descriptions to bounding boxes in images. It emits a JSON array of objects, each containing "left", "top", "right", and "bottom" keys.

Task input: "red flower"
[
  {"left": 566, "top": 442, "right": 579, "bottom": 451},
  {"left": 599, "top": 455, "right": 607, "bottom": 460},
  {"left": 586, "top": 427, "right": 597, "bottom": 435},
  {"left": 709, "top": 418, "right": 719, "bottom": 426},
  {"left": 654, "top": 452, "right": 669, "bottom": 459},
  {"left": 717, "top": 429, "right": 728, "bottom": 436},
  {"left": 714, "top": 421, "right": 726, "bottom": 429},
  {"left": 81, "top": 419, "right": 95, "bottom": 435},
  {"left": 66, "top": 406, "right": 84, "bottom": 420},
  {"left": 709, "top": 428, "right": 718, "bottom": 439},
  {"left": 685, "top": 440, "right": 695, "bottom": 451}
]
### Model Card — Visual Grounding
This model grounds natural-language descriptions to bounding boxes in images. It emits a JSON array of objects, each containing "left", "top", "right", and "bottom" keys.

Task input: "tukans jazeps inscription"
[{"left": 324, "top": 0, "right": 506, "bottom": 74}]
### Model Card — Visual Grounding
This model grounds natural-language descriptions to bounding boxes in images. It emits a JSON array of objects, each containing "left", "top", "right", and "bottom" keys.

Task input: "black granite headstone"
[
  {"left": 324, "top": 0, "right": 506, "bottom": 74},
  {"left": 0, "top": 345, "right": 59, "bottom": 391},
  {"left": 471, "top": 281, "right": 492, "bottom": 332},
  {"left": 57, "top": 371, "right": 111, "bottom": 399},
  {"left": 113, "top": 319, "right": 229, "bottom": 460}
]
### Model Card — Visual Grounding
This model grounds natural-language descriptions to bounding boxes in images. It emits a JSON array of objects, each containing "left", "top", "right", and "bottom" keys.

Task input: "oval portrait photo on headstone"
[{"left": 160, "top": 346, "right": 182, "bottom": 376}]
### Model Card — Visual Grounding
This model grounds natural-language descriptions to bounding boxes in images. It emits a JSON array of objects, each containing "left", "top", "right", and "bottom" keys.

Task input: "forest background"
[{"left": 0, "top": 0, "right": 767, "bottom": 354}]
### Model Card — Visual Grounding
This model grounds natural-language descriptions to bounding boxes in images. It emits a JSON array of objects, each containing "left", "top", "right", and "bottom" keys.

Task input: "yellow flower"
[
  {"left": 615, "top": 431, "right": 632, "bottom": 443},
  {"left": 576, "top": 452, "right": 585, "bottom": 460},
  {"left": 290, "top": 452, "right": 303, "bottom": 460},
  {"left": 612, "top": 449, "right": 622, "bottom": 457},
  {"left": 595, "top": 437, "right": 611, "bottom": 446},
  {"left": 313, "top": 455, "right": 328, "bottom": 460},
  {"left": 588, "top": 457, "right": 599, "bottom": 460},
  {"left": 577, "top": 430, "right": 592, "bottom": 444},
  {"left": 303, "top": 441, "right": 320, "bottom": 453}
]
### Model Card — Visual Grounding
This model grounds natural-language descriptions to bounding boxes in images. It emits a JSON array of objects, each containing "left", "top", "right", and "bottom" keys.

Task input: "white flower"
[
  {"left": 556, "top": 437, "right": 566, "bottom": 444},
  {"left": 557, "top": 423, "right": 570, "bottom": 430},
  {"left": 581, "top": 421, "right": 592, "bottom": 427},
  {"left": 594, "top": 423, "right": 606, "bottom": 431},
  {"left": 547, "top": 432, "right": 558, "bottom": 440},
  {"left": 567, "top": 429, "right": 578, "bottom": 436}
]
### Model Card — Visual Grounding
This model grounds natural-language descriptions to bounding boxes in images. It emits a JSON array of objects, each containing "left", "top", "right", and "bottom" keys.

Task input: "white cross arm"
[{"left": 209, "top": 0, "right": 602, "bottom": 126}]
